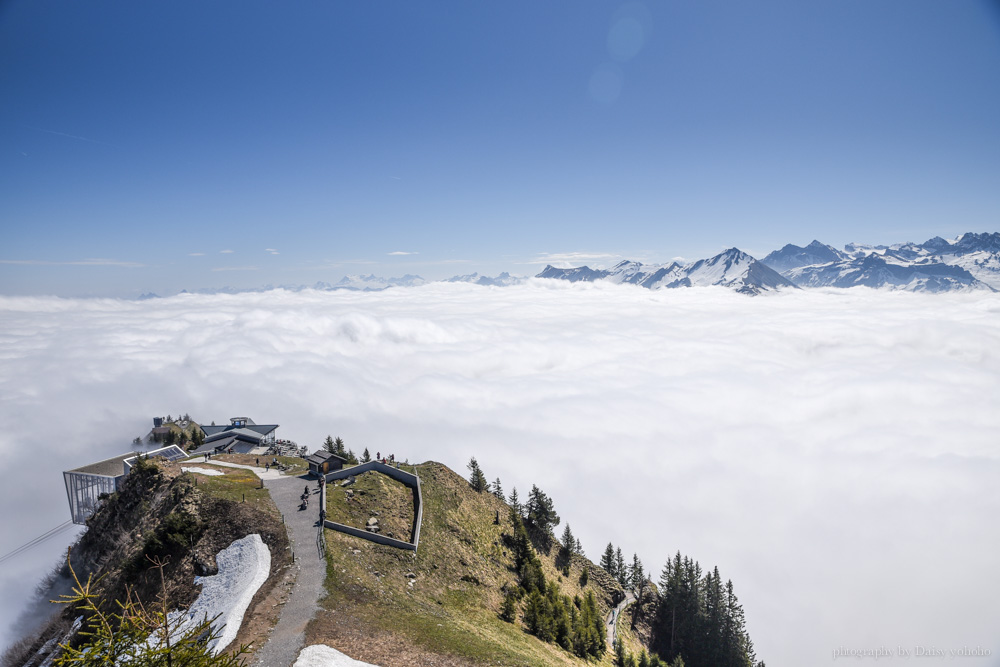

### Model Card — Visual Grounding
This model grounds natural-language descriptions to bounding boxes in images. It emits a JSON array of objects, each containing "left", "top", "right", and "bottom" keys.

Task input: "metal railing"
[{"left": 316, "top": 478, "right": 327, "bottom": 559}]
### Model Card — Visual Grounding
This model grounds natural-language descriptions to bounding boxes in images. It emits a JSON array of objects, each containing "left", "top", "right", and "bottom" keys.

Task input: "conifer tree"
[
  {"left": 629, "top": 553, "right": 645, "bottom": 593},
  {"left": 361, "top": 447, "right": 371, "bottom": 463},
  {"left": 467, "top": 457, "right": 488, "bottom": 492},
  {"left": 492, "top": 477, "right": 504, "bottom": 500},
  {"left": 323, "top": 435, "right": 335, "bottom": 453},
  {"left": 615, "top": 547, "right": 627, "bottom": 586},
  {"left": 600, "top": 542, "right": 616, "bottom": 574},
  {"left": 508, "top": 487, "right": 522, "bottom": 517},
  {"left": 500, "top": 591, "right": 518, "bottom": 623},
  {"left": 53, "top": 554, "right": 248, "bottom": 666},
  {"left": 560, "top": 524, "right": 576, "bottom": 553},
  {"left": 526, "top": 484, "right": 560, "bottom": 534}
]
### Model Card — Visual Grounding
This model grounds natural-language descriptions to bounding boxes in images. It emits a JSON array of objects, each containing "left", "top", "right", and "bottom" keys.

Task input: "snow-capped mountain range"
[
  {"left": 537, "top": 248, "right": 795, "bottom": 296},
  {"left": 314, "top": 274, "right": 428, "bottom": 291},
  {"left": 537, "top": 232, "right": 999, "bottom": 294},
  {"left": 445, "top": 272, "right": 522, "bottom": 287},
  {"left": 166, "top": 232, "right": 998, "bottom": 297},
  {"left": 762, "top": 232, "right": 1000, "bottom": 292}
]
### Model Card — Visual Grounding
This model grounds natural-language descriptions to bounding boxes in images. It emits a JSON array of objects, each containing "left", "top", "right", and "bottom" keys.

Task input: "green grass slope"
[{"left": 307, "top": 461, "right": 623, "bottom": 667}]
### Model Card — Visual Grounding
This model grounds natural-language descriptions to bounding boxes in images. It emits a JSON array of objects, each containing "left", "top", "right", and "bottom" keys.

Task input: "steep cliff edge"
[{"left": 5, "top": 458, "right": 291, "bottom": 667}]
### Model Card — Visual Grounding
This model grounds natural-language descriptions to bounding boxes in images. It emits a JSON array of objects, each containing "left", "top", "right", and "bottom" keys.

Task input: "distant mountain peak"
[{"left": 761, "top": 241, "right": 846, "bottom": 274}]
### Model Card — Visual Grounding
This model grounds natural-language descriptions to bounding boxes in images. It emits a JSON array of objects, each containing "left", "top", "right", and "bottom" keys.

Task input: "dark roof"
[
  {"left": 189, "top": 441, "right": 219, "bottom": 455},
  {"left": 236, "top": 424, "right": 277, "bottom": 437},
  {"left": 190, "top": 435, "right": 237, "bottom": 455},
  {"left": 306, "top": 450, "right": 347, "bottom": 465},
  {"left": 204, "top": 427, "right": 266, "bottom": 445},
  {"left": 202, "top": 422, "right": 278, "bottom": 438}
]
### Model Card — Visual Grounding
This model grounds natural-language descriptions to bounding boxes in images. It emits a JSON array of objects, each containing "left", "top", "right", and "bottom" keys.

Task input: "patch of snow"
[
  {"left": 168, "top": 534, "right": 271, "bottom": 654},
  {"left": 294, "top": 645, "right": 381, "bottom": 667},
  {"left": 192, "top": 459, "right": 284, "bottom": 480},
  {"left": 181, "top": 466, "right": 225, "bottom": 476}
]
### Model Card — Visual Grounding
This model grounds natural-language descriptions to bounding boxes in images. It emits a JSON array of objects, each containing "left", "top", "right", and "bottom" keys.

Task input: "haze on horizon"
[{"left": 2, "top": 1, "right": 999, "bottom": 297}]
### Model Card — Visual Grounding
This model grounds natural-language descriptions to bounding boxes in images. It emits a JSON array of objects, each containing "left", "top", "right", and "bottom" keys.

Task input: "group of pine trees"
[
  {"left": 468, "top": 458, "right": 761, "bottom": 667},
  {"left": 322, "top": 435, "right": 358, "bottom": 464},
  {"left": 559, "top": 524, "right": 585, "bottom": 559},
  {"left": 601, "top": 543, "right": 646, "bottom": 593},
  {"left": 506, "top": 509, "right": 606, "bottom": 659},
  {"left": 468, "top": 458, "right": 604, "bottom": 659},
  {"left": 613, "top": 638, "right": 680, "bottom": 667},
  {"left": 468, "top": 459, "right": 561, "bottom": 539},
  {"left": 650, "top": 553, "right": 763, "bottom": 667},
  {"left": 144, "top": 423, "right": 204, "bottom": 451}
]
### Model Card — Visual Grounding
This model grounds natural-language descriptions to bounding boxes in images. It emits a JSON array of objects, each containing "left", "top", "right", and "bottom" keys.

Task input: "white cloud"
[
  {"left": 219, "top": 249, "right": 235, "bottom": 254},
  {"left": 210, "top": 266, "right": 258, "bottom": 272},
  {"left": 387, "top": 251, "right": 418, "bottom": 256},
  {"left": 0, "top": 285, "right": 998, "bottom": 665},
  {"left": 189, "top": 252, "right": 206, "bottom": 257},
  {"left": 265, "top": 249, "right": 279, "bottom": 255}
]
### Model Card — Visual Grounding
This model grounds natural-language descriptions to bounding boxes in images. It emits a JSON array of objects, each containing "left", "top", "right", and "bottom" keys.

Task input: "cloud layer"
[{"left": 1, "top": 284, "right": 998, "bottom": 664}]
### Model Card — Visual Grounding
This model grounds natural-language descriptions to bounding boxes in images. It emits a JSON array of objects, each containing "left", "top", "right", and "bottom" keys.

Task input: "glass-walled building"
[{"left": 63, "top": 445, "right": 186, "bottom": 524}]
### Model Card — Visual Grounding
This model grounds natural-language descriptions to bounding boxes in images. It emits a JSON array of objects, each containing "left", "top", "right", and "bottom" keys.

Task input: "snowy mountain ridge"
[
  {"left": 537, "top": 248, "right": 797, "bottom": 295},
  {"left": 762, "top": 232, "right": 1000, "bottom": 292},
  {"left": 161, "top": 231, "right": 998, "bottom": 298}
]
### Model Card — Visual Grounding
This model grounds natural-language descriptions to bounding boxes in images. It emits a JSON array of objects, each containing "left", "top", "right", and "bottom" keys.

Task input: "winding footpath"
[
  {"left": 202, "top": 458, "right": 633, "bottom": 664},
  {"left": 607, "top": 590, "right": 636, "bottom": 649},
  {"left": 245, "top": 471, "right": 326, "bottom": 667}
]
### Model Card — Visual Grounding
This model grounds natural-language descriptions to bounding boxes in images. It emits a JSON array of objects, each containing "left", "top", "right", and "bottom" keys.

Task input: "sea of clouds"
[{"left": 1, "top": 282, "right": 998, "bottom": 665}]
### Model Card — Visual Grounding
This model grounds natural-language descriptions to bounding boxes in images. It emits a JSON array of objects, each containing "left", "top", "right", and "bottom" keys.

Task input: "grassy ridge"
[{"left": 307, "top": 461, "right": 621, "bottom": 667}]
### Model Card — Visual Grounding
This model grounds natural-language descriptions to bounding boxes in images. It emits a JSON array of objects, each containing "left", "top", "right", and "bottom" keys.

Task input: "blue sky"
[{"left": 2, "top": 0, "right": 999, "bottom": 296}]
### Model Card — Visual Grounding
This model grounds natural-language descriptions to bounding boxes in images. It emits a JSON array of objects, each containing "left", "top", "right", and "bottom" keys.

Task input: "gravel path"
[
  {"left": 607, "top": 590, "right": 636, "bottom": 649},
  {"left": 253, "top": 474, "right": 327, "bottom": 667}
]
